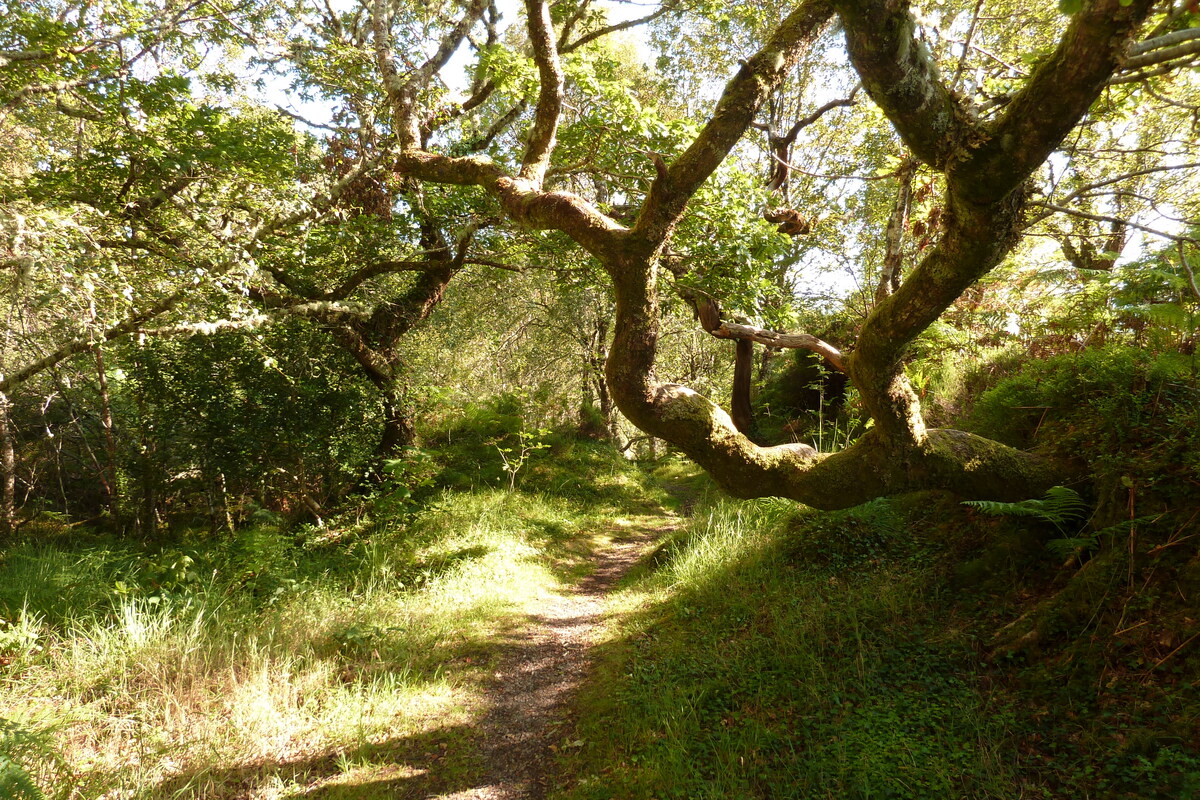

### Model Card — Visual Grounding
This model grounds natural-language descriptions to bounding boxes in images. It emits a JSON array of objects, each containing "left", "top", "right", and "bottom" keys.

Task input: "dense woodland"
[{"left": 2, "top": 0, "right": 1200, "bottom": 797}]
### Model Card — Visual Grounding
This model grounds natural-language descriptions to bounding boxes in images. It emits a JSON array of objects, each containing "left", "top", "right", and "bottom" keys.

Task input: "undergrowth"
[
  {"left": 557, "top": 491, "right": 1024, "bottom": 800},
  {"left": 0, "top": 437, "right": 665, "bottom": 799},
  {"left": 556, "top": 345, "right": 1200, "bottom": 799}
]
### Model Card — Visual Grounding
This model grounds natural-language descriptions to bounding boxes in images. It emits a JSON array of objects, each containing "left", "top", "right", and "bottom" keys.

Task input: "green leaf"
[
  {"left": 962, "top": 486, "right": 1089, "bottom": 533},
  {"left": 1058, "top": 0, "right": 1083, "bottom": 13}
]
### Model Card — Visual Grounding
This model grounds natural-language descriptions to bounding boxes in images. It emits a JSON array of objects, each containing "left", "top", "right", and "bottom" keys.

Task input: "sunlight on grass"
[{"left": 0, "top": 471, "right": 649, "bottom": 799}]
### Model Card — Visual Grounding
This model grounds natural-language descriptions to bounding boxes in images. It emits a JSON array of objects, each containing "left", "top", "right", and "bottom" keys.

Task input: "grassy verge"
[
  {"left": 0, "top": 439, "right": 666, "bottom": 799},
  {"left": 558, "top": 489, "right": 1016, "bottom": 800},
  {"left": 556, "top": 480, "right": 1200, "bottom": 799}
]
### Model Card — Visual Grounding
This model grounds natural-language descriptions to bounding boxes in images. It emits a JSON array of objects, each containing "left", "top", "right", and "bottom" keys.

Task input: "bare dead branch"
[
  {"left": 1130, "top": 25, "right": 1200, "bottom": 55},
  {"left": 1049, "top": 162, "right": 1200, "bottom": 209},
  {"left": 1036, "top": 201, "right": 1198, "bottom": 244},
  {"left": 715, "top": 321, "right": 845, "bottom": 371},
  {"left": 715, "top": 321, "right": 849, "bottom": 371},
  {"left": 1125, "top": 38, "right": 1200, "bottom": 70}
]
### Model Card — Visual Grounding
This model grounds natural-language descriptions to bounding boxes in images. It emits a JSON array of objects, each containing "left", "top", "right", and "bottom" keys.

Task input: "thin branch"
[
  {"left": 464, "top": 257, "right": 523, "bottom": 272},
  {"left": 4, "top": 72, "right": 123, "bottom": 105},
  {"left": 562, "top": 2, "right": 678, "bottom": 54},
  {"left": 1125, "top": 38, "right": 1200, "bottom": 70},
  {"left": 950, "top": 0, "right": 987, "bottom": 88},
  {"left": 783, "top": 89, "right": 860, "bottom": 142},
  {"left": 375, "top": 0, "right": 489, "bottom": 148},
  {"left": 467, "top": 100, "right": 528, "bottom": 152},
  {"left": 1035, "top": 202, "right": 1198, "bottom": 244},
  {"left": 0, "top": 290, "right": 187, "bottom": 394},
  {"left": 714, "top": 321, "right": 844, "bottom": 372},
  {"left": 1179, "top": 241, "right": 1200, "bottom": 303},
  {"left": 770, "top": 151, "right": 903, "bottom": 182},
  {"left": 1130, "top": 26, "right": 1200, "bottom": 55},
  {"left": 1, "top": 146, "right": 395, "bottom": 393},
  {"left": 1048, "top": 162, "right": 1200, "bottom": 208},
  {"left": 0, "top": 48, "right": 92, "bottom": 66},
  {"left": 947, "top": 37, "right": 1028, "bottom": 78},
  {"left": 1109, "top": 56, "right": 1200, "bottom": 84},
  {"left": 275, "top": 105, "right": 340, "bottom": 132}
]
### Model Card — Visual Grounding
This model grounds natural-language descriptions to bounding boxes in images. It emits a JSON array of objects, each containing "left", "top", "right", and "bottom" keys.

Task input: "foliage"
[
  {"left": 963, "top": 486, "right": 1090, "bottom": 533},
  {"left": 0, "top": 717, "right": 67, "bottom": 800},
  {"left": 965, "top": 346, "right": 1200, "bottom": 523}
]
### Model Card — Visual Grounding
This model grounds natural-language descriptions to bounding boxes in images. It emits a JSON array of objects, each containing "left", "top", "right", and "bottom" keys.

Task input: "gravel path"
[{"left": 438, "top": 515, "right": 677, "bottom": 800}]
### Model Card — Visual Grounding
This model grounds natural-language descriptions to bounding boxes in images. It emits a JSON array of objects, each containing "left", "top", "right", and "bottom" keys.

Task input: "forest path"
[{"left": 436, "top": 509, "right": 682, "bottom": 800}]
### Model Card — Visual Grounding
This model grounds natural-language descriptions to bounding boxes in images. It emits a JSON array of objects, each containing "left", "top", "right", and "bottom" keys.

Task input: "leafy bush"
[{"left": 965, "top": 347, "right": 1199, "bottom": 523}]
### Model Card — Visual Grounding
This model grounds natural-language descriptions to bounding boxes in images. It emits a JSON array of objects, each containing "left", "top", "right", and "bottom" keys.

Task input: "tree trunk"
[
  {"left": 93, "top": 345, "right": 123, "bottom": 527},
  {"left": 731, "top": 338, "right": 756, "bottom": 436},
  {"left": 0, "top": 392, "right": 16, "bottom": 538},
  {"left": 217, "top": 472, "right": 235, "bottom": 532},
  {"left": 377, "top": 386, "right": 417, "bottom": 460},
  {"left": 596, "top": 369, "right": 616, "bottom": 439},
  {"left": 131, "top": 359, "right": 158, "bottom": 539}
]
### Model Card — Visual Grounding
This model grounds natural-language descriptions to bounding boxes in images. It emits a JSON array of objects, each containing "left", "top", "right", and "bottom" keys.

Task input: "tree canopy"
[{"left": 2, "top": 0, "right": 1199, "bottom": 528}]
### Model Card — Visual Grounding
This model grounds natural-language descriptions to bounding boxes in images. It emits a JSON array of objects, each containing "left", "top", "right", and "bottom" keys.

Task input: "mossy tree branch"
[{"left": 380, "top": 0, "right": 1166, "bottom": 509}]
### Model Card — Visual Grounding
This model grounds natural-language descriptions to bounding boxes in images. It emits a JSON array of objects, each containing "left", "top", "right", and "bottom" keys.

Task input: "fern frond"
[
  {"left": 1042, "top": 486, "right": 1090, "bottom": 524},
  {"left": 0, "top": 718, "right": 63, "bottom": 800},
  {"left": 962, "top": 487, "right": 1090, "bottom": 533},
  {"left": 962, "top": 498, "right": 1049, "bottom": 518},
  {"left": 0, "top": 756, "right": 47, "bottom": 800}
]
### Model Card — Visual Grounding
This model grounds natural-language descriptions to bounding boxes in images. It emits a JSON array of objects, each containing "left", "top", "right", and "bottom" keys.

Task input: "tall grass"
[{"left": 0, "top": 441, "right": 662, "bottom": 800}]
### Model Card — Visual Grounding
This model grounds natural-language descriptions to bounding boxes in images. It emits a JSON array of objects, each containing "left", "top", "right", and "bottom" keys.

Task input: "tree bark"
[
  {"left": 93, "top": 345, "right": 123, "bottom": 526},
  {"left": 0, "top": 392, "right": 15, "bottom": 537},
  {"left": 378, "top": 0, "right": 1157, "bottom": 509},
  {"left": 731, "top": 338, "right": 756, "bottom": 436},
  {"left": 377, "top": 383, "right": 417, "bottom": 459}
]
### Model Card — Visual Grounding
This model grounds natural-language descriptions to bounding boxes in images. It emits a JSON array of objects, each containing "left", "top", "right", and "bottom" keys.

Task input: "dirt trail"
[{"left": 439, "top": 513, "right": 680, "bottom": 800}]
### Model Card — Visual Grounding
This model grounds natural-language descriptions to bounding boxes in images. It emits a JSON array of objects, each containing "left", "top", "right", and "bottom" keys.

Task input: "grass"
[
  {"left": 0, "top": 440, "right": 669, "bottom": 799},
  {"left": 557, "top": 490, "right": 1024, "bottom": 799},
  {"left": 4, "top": 424, "right": 1198, "bottom": 798},
  {"left": 554, "top": 469, "right": 1200, "bottom": 799}
]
